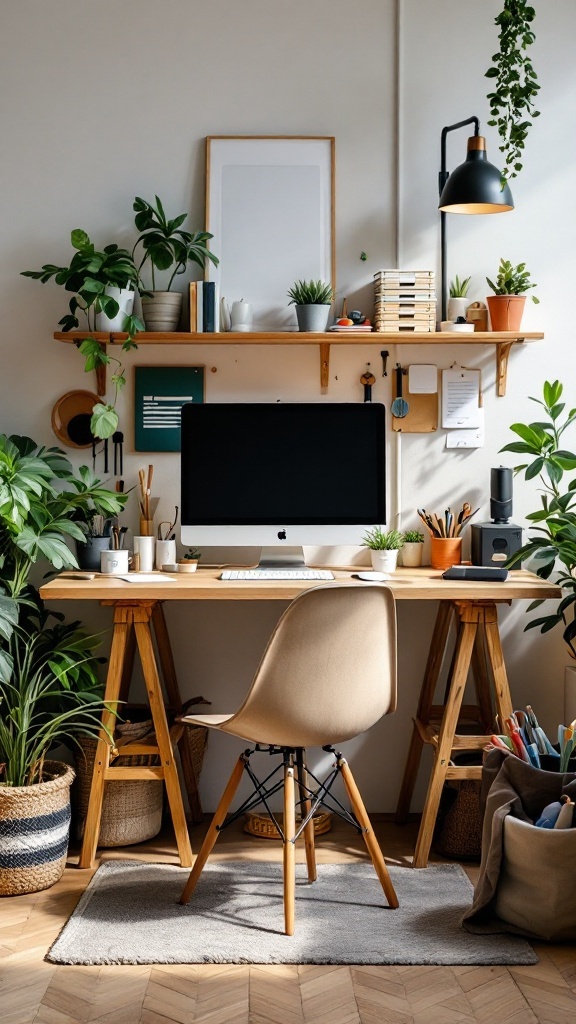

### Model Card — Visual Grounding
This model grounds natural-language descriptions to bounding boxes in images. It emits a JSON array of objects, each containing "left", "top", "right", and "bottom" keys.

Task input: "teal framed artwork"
[{"left": 134, "top": 366, "right": 205, "bottom": 452}]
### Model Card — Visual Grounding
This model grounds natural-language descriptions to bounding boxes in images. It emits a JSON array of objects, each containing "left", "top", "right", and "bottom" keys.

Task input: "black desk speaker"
[{"left": 470, "top": 522, "right": 522, "bottom": 567}]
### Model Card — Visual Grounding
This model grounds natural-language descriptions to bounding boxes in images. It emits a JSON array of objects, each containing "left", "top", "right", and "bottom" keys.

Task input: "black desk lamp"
[{"left": 438, "top": 116, "right": 514, "bottom": 322}]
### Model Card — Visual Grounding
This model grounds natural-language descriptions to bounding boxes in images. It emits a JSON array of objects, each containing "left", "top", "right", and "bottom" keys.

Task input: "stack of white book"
[{"left": 373, "top": 269, "right": 436, "bottom": 332}]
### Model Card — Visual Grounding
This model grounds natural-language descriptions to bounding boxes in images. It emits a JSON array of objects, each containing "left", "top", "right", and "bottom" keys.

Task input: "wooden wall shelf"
[{"left": 54, "top": 329, "right": 544, "bottom": 397}]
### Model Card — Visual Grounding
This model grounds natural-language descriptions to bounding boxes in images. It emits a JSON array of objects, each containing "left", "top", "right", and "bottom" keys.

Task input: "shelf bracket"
[
  {"left": 496, "top": 340, "right": 515, "bottom": 397},
  {"left": 320, "top": 342, "right": 330, "bottom": 394}
]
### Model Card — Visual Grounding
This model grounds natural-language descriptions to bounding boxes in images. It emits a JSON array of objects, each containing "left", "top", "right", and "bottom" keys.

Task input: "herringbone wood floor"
[{"left": 1, "top": 818, "right": 575, "bottom": 1024}]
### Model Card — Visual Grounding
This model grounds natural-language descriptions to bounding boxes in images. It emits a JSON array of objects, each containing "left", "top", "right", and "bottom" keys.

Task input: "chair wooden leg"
[
  {"left": 283, "top": 759, "right": 296, "bottom": 936},
  {"left": 339, "top": 757, "right": 399, "bottom": 909},
  {"left": 180, "top": 754, "right": 246, "bottom": 905},
  {"left": 296, "top": 749, "right": 316, "bottom": 883}
]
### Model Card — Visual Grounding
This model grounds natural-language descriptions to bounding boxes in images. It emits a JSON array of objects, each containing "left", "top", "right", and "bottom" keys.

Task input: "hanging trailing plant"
[{"left": 485, "top": 0, "right": 540, "bottom": 185}]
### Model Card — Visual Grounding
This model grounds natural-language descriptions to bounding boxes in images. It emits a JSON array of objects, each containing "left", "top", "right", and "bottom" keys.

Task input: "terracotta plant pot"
[{"left": 486, "top": 295, "right": 526, "bottom": 332}]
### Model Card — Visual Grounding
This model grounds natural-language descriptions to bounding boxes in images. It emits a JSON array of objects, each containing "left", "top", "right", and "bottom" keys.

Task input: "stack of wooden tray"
[{"left": 374, "top": 269, "right": 436, "bottom": 332}]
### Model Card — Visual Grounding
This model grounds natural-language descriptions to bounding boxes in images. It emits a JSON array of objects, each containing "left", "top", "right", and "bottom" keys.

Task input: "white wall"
[{"left": 0, "top": 0, "right": 574, "bottom": 812}]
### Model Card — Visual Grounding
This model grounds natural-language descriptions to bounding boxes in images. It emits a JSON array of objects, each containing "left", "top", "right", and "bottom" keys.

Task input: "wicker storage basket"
[
  {"left": 0, "top": 761, "right": 75, "bottom": 896},
  {"left": 74, "top": 720, "right": 163, "bottom": 847},
  {"left": 244, "top": 810, "right": 332, "bottom": 839}
]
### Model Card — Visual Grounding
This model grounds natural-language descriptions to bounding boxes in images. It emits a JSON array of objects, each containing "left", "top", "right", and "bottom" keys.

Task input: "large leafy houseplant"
[
  {"left": 0, "top": 435, "right": 122, "bottom": 786},
  {"left": 485, "top": 0, "right": 540, "bottom": 185},
  {"left": 21, "top": 230, "right": 145, "bottom": 439},
  {"left": 500, "top": 381, "right": 576, "bottom": 658}
]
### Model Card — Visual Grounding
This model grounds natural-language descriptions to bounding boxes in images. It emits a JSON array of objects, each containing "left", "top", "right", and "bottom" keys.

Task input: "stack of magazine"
[{"left": 373, "top": 269, "right": 436, "bottom": 332}]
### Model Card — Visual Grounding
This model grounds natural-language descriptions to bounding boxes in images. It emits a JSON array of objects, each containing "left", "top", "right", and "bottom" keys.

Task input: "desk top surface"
[{"left": 39, "top": 567, "right": 561, "bottom": 603}]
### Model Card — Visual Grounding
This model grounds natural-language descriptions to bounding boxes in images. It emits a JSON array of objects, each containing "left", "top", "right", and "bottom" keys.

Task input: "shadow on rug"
[{"left": 47, "top": 860, "right": 536, "bottom": 966}]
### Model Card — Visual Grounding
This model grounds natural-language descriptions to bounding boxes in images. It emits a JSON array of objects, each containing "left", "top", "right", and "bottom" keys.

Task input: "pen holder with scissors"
[{"left": 430, "top": 536, "right": 462, "bottom": 571}]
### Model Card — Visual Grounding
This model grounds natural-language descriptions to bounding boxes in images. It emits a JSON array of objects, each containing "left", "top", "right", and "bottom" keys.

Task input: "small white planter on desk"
[
  {"left": 370, "top": 549, "right": 399, "bottom": 573},
  {"left": 401, "top": 542, "right": 424, "bottom": 567}
]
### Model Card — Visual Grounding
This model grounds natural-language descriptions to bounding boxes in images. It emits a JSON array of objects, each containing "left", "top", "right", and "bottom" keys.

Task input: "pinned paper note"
[
  {"left": 408, "top": 364, "right": 437, "bottom": 394},
  {"left": 441, "top": 367, "right": 482, "bottom": 429}
]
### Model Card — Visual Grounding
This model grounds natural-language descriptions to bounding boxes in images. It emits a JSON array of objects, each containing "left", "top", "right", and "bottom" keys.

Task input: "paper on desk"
[
  {"left": 116, "top": 573, "right": 176, "bottom": 582},
  {"left": 441, "top": 367, "right": 482, "bottom": 428}
]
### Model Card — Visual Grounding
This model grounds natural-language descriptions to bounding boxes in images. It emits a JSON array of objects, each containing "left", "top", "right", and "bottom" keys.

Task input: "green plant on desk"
[
  {"left": 449, "top": 275, "right": 471, "bottom": 298},
  {"left": 183, "top": 548, "right": 201, "bottom": 561},
  {"left": 501, "top": 379, "right": 576, "bottom": 657},
  {"left": 132, "top": 195, "right": 219, "bottom": 292},
  {"left": 362, "top": 527, "right": 404, "bottom": 550},
  {"left": 403, "top": 529, "right": 425, "bottom": 544}
]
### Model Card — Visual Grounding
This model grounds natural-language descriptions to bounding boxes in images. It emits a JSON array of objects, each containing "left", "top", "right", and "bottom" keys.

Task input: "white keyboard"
[{"left": 220, "top": 569, "right": 335, "bottom": 581}]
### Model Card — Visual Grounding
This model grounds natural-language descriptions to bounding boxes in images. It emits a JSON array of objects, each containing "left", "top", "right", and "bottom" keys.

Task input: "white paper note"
[
  {"left": 441, "top": 368, "right": 481, "bottom": 428},
  {"left": 408, "top": 364, "right": 437, "bottom": 394}
]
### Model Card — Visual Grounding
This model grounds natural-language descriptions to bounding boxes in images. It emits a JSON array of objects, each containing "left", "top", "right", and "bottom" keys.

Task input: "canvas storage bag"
[{"left": 463, "top": 749, "right": 576, "bottom": 942}]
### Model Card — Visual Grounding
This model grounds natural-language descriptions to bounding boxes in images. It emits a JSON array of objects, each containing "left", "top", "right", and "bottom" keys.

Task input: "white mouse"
[{"left": 354, "top": 571, "right": 391, "bottom": 582}]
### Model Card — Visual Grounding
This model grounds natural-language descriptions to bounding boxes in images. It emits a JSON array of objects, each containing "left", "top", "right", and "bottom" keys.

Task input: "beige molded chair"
[{"left": 179, "top": 582, "right": 398, "bottom": 934}]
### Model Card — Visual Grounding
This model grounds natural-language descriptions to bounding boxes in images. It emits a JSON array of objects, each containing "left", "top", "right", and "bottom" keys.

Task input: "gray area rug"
[{"left": 47, "top": 860, "right": 536, "bottom": 966}]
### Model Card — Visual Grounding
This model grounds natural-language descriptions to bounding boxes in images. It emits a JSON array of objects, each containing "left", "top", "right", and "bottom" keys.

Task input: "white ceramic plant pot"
[
  {"left": 95, "top": 287, "right": 135, "bottom": 332},
  {"left": 370, "top": 549, "right": 399, "bottom": 573},
  {"left": 141, "top": 291, "right": 183, "bottom": 332},
  {"left": 446, "top": 296, "right": 469, "bottom": 322},
  {"left": 401, "top": 542, "right": 423, "bottom": 567}
]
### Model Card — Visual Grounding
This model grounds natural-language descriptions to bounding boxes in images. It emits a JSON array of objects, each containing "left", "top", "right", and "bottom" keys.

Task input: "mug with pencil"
[{"left": 417, "top": 502, "right": 479, "bottom": 570}]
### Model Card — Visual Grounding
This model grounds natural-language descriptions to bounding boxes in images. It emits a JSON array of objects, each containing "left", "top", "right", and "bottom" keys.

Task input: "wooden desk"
[{"left": 40, "top": 567, "right": 560, "bottom": 868}]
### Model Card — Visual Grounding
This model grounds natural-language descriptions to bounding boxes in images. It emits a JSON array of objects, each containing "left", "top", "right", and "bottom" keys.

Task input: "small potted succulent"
[
  {"left": 133, "top": 195, "right": 219, "bottom": 331},
  {"left": 178, "top": 548, "right": 201, "bottom": 573},
  {"left": 447, "top": 275, "right": 472, "bottom": 322},
  {"left": 287, "top": 278, "right": 333, "bottom": 332},
  {"left": 362, "top": 527, "right": 404, "bottom": 574},
  {"left": 401, "top": 529, "right": 425, "bottom": 567},
  {"left": 486, "top": 258, "right": 539, "bottom": 331}
]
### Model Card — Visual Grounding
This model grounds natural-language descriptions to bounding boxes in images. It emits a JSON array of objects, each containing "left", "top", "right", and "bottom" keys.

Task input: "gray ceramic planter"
[{"left": 295, "top": 304, "right": 331, "bottom": 332}]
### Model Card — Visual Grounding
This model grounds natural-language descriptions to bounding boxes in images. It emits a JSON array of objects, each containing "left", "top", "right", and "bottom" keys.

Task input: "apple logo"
[{"left": 277, "top": 530, "right": 287, "bottom": 540}]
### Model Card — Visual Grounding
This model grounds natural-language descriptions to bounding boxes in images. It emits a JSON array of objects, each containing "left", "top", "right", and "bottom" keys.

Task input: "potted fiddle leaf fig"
[
  {"left": 287, "top": 278, "right": 333, "bottom": 332},
  {"left": 500, "top": 380, "right": 576, "bottom": 659},
  {"left": 132, "top": 195, "right": 219, "bottom": 331},
  {"left": 21, "top": 230, "right": 144, "bottom": 439}
]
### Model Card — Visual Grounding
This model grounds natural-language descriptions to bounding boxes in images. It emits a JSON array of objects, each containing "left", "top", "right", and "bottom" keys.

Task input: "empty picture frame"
[{"left": 205, "top": 136, "right": 335, "bottom": 332}]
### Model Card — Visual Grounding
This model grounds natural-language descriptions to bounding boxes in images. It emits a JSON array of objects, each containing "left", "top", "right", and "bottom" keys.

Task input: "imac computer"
[{"left": 180, "top": 403, "right": 386, "bottom": 579}]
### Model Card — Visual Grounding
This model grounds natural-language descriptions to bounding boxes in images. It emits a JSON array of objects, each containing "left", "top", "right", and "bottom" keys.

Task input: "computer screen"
[{"left": 180, "top": 403, "right": 386, "bottom": 557}]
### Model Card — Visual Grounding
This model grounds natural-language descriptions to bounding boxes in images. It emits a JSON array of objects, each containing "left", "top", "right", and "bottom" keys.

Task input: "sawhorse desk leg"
[
  {"left": 79, "top": 601, "right": 193, "bottom": 869},
  {"left": 395, "top": 600, "right": 513, "bottom": 868}
]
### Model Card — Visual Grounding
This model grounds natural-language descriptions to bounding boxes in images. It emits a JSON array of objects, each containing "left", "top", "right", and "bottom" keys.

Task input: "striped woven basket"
[{"left": 0, "top": 761, "right": 75, "bottom": 896}]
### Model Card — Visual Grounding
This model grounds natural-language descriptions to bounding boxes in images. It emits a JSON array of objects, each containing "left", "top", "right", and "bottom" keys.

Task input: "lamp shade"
[{"left": 439, "top": 136, "right": 513, "bottom": 214}]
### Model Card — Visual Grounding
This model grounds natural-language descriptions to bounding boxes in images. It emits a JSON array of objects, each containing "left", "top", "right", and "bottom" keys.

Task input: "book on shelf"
[
  {"left": 375, "top": 302, "right": 437, "bottom": 312},
  {"left": 189, "top": 281, "right": 220, "bottom": 332},
  {"left": 376, "top": 323, "right": 435, "bottom": 332},
  {"left": 329, "top": 322, "right": 373, "bottom": 331},
  {"left": 374, "top": 292, "right": 437, "bottom": 301}
]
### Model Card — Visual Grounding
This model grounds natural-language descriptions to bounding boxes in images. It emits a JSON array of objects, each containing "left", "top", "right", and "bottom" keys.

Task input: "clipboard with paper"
[{"left": 441, "top": 365, "right": 482, "bottom": 429}]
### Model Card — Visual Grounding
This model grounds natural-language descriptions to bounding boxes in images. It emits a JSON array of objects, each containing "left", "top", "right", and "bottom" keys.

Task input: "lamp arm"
[
  {"left": 439, "top": 116, "right": 480, "bottom": 322},
  {"left": 439, "top": 116, "right": 480, "bottom": 195}
]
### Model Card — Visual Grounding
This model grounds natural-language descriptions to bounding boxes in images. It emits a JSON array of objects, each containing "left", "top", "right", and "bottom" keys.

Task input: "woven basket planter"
[
  {"left": 244, "top": 809, "right": 332, "bottom": 839},
  {"left": 74, "top": 721, "right": 163, "bottom": 848},
  {"left": 0, "top": 760, "right": 75, "bottom": 896}
]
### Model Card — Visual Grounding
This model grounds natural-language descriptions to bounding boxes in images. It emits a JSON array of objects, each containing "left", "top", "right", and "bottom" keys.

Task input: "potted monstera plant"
[{"left": 0, "top": 434, "right": 119, "bottom": 894}]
